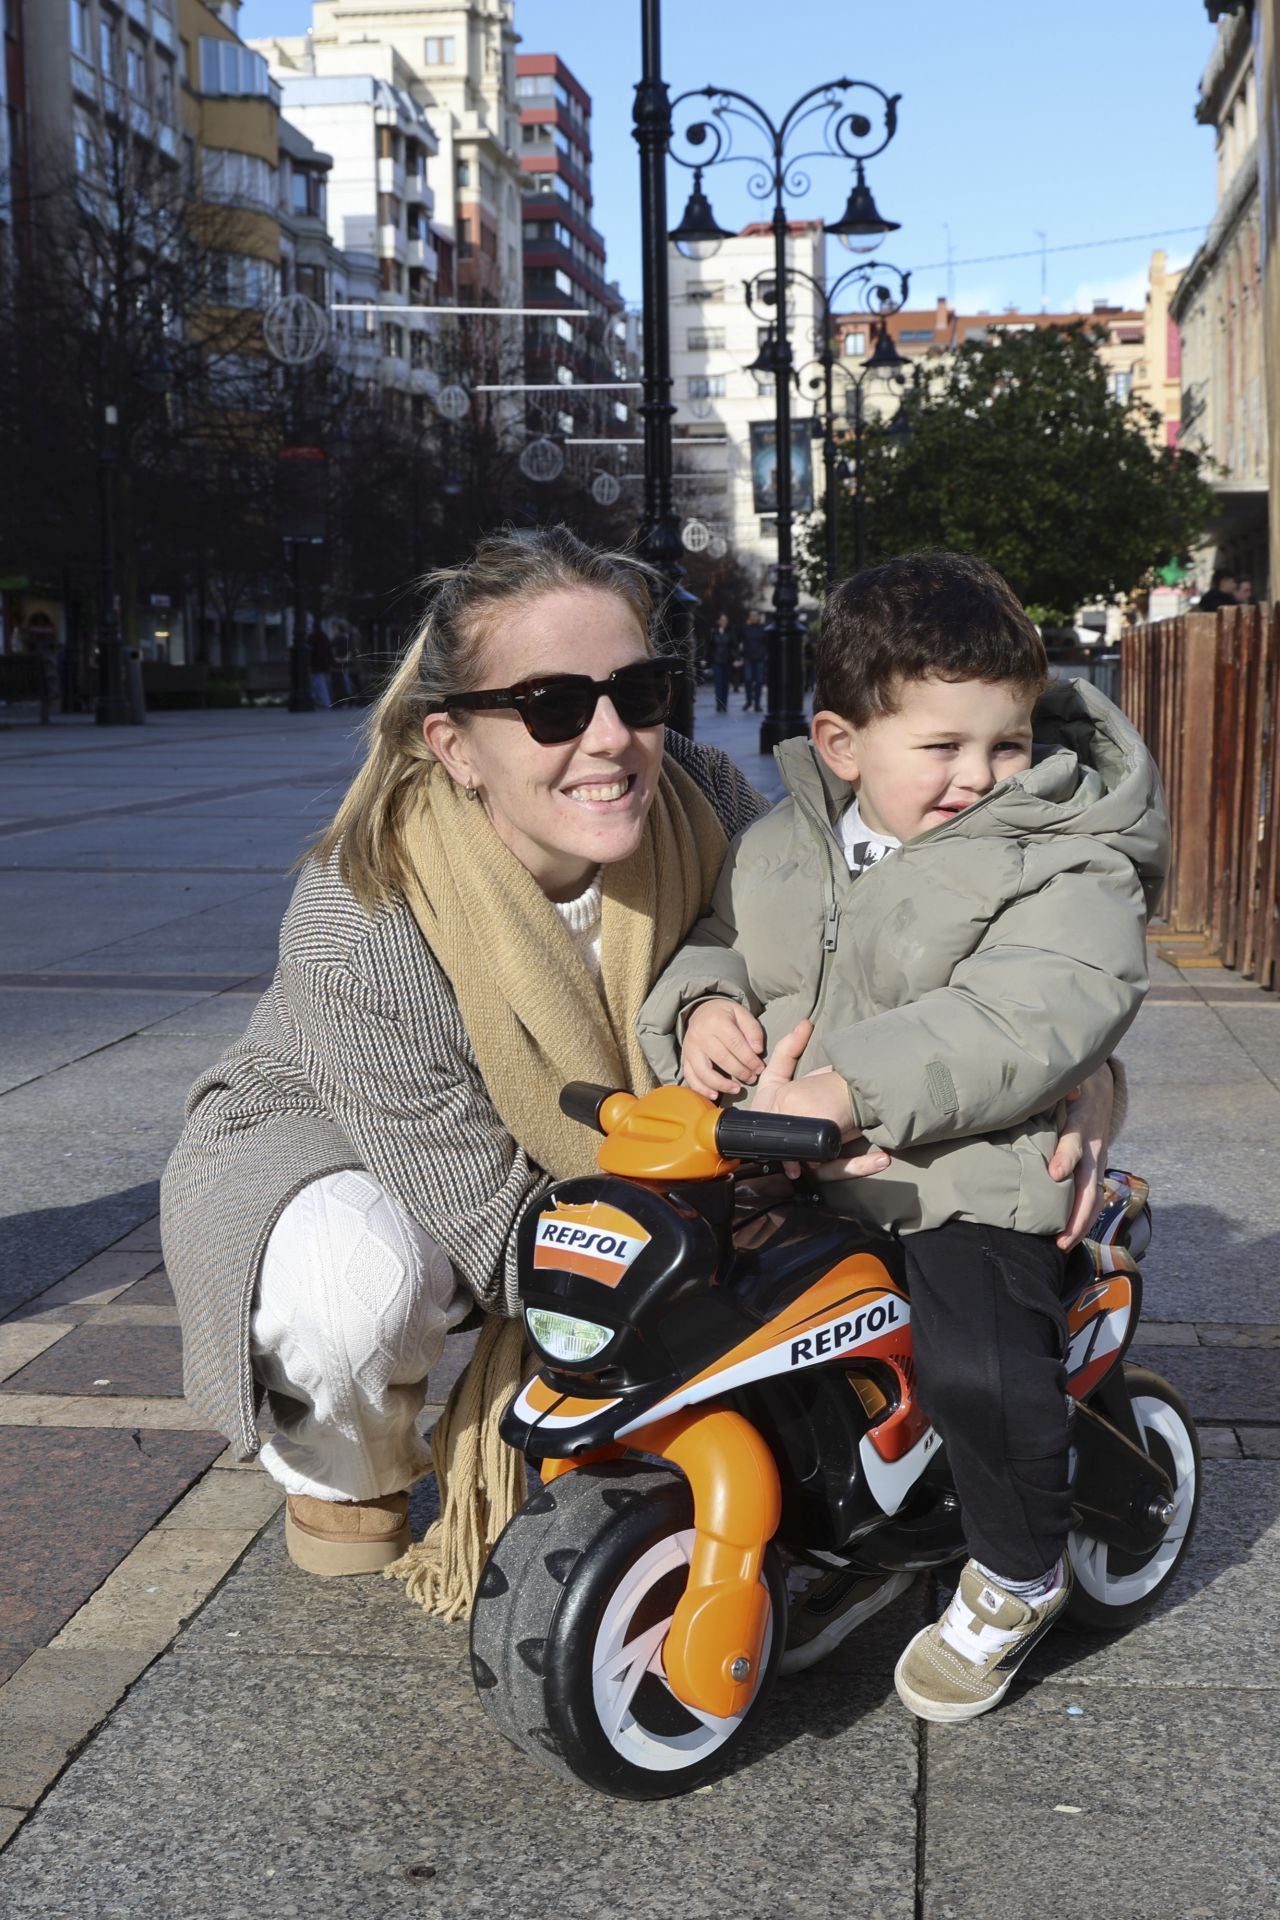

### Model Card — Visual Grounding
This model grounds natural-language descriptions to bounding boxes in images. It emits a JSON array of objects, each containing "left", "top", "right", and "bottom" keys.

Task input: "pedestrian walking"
[
  {"left": 308, "top": 622, "right": 335, "bottom": 708},
  {"left": 709, "top": 611, "right": 736, "bottom": 712},
  {"left": 740, "top": 609, "right": 768, "bottom": 712}
]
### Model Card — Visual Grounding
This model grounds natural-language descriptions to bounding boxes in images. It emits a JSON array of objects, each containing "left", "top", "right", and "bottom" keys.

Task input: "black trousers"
[{"left": 904, "top": 1221, "right": 1071, "bottom": 1582}]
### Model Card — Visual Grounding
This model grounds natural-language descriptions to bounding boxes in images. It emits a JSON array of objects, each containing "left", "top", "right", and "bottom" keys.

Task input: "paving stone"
[
  {"left": 921, "top": 1686, "right": 1279, "bottom": 1919},
  {"left": 0, "top": 1323, "right": 182, "bottom": 1398},
  {"left": 155, "top": 1466, "right": 284, "bottom": 1532},
  {"left": 73, "top": 1301, "right": 179, "bottom": 1328},
  {"left": 1130, "top": 1320, "right": 1199, "bottom": 1346},
  {"left": 0, "top": 1393, "right": 218, "bottom": 1431},
  {"left": 0, "top": 1617, "right": 921, "bottom": 1920},
  {"left": 0, "top": 1427, "right": 224, "bottom": 1678},
  {"left": 112, "top": 1266, "right": 175, "bottom": 1308},
  {"left": 50, "top": 1526, "right": 263, "bottom": 1654},
  {"left": 111, "top": 1219, "right": 164, "bottom": 1252},
  {"left": 1128, "top": 1345, "right": 1280, "bottom": 1423},
  {"left": 12, "top": 1248, "right": 162, "bottom": 1313},
  {"left": 1197, "top": 1424, "right": 1243, "bottom": 1457},
  {"left": 0, "top": 1322, "right": 74, "bottom": 1383},
  {"left": 0, "top": 1648, "right": 153, "bottom": 1809},
  {"left": 1196, "top": 1321, "right": 1280, "bottom": 1346},
  {"left": 1236, "top": 1424, "right": 1280, "bottom": 1458},
  {"left": 0, "top": 1807, "right": 22, "bottom": 1850}
]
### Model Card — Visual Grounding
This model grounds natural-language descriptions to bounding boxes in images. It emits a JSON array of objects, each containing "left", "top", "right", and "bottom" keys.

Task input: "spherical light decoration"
[
  {"left": 591, "top": 470, "right": 621, "bottom": 506},
  {"left": 435, "top": 383, "right": 471, "bottom": 421},
  {"left": 262, "top": 293, "right": 330, "bottom": 367},
  {"left": 681, "top": 518, "right": 711, "bottom": 553},
  {"left": 519, "top": 437, "right": 565, "bottom": 484},
  {"left": 707, "top": 532, "right": 728, "bottom": 560}
]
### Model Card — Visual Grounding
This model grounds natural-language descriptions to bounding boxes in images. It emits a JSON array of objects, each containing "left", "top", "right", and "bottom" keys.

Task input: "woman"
[{"left": 161, "top": 529, "right": 1112, "bottom": 1603}]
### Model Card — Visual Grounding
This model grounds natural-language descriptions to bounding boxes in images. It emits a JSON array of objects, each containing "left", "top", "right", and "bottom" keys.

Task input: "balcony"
[
  {"left": 405, "top": 234, "right": 438, "bottom": 273},
  {"left": 152, "top": 12, "right": 175, "bottom": 52},
  {"left": 127, "top": 0, "right": 148, "bottom": 25},
  {"left": 377, "top": 157, "right": 405, "bottom": 196}
]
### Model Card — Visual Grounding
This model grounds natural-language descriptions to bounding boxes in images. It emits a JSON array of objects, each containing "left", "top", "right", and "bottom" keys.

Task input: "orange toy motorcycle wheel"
[{"left": 470, "top": 1463, "right": 786, "bottom": 1800}]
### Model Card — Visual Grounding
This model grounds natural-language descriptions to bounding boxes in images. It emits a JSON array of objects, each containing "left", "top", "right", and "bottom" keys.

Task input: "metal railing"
[{"left": 1122, "top": 608, "right": 1279, "bottom": 987}]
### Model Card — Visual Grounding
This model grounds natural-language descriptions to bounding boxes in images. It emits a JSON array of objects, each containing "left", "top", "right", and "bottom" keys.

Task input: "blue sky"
[{"left": 239, "top": 0, "right": 1222, "bottom": 315}]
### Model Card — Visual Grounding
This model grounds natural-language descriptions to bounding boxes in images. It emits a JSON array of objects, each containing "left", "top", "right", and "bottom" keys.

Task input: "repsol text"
[
  {"left": 789, "top": 1296, "right": 903, "bottom": 1367},
  {"left": 535, "top": 1221, "right": 643, "bottom": 1261}
]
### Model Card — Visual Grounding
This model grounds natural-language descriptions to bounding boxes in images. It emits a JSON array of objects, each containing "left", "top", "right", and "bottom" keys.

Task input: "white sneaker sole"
[{"left": 780, "top": 1568, "right": 917, "bottom": 1676}]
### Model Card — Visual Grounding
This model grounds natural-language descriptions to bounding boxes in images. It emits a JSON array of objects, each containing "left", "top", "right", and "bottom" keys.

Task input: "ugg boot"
[{"left": 285, "top": 1491, "right": 411, "bottom": 1576}]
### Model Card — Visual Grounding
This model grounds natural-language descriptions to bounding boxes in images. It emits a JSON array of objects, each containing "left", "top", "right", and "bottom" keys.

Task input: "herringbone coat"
[{"left": 160, "top": 735, "right": 765, "bottom": 1456}]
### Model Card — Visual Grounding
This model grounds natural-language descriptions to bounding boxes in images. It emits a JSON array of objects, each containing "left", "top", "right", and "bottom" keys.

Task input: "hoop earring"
[{"left": 464, "top": 783, "right": 478, "bottom": 802}]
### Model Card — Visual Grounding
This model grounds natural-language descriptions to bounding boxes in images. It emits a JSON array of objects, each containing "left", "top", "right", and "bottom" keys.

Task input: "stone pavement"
[{"left": 0, "top": 689, "right": 1277, "bottom": 1918}]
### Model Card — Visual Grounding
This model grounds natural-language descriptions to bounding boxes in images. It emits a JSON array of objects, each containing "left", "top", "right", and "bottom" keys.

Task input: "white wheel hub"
[{"left": 1069, "top": 1393, "right": 1197, "bottom": 1607}]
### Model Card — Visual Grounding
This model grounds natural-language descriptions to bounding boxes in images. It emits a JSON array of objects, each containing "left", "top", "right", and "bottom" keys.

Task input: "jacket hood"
[{"left": 774, "top": 676, "right": 1168, "bottom": 913}]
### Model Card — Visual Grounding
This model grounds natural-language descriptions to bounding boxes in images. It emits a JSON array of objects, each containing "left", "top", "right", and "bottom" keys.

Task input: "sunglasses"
[{"left": 432, "top": 658, "right": 681, "bottom": 745}]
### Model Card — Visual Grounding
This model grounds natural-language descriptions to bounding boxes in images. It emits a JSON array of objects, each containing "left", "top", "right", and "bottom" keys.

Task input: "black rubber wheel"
[
  {"left": 469, "top": 1463, "right": 785, "bottom": 1799},
  {"left": 1065, "top": 1365, "right": 1201, "bottom": 1632}
]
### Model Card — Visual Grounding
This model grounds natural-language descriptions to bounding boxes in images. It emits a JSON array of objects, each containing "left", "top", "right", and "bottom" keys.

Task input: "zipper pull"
[{"left": 823, "top": 902, "right": 840, "bottom": 951}]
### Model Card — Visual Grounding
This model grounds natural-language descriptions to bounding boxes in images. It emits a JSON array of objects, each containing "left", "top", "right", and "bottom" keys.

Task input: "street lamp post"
[
  {"left": 758, "top": 260, "right": 910, "bottom": 590},
  {"left": 95, "top": 402, "right": 131, "bottom": 726},
  {"left": 631, "top": 0, "right": 695, "bottom": 737},
  {"left": 667, "top": 78, "right": 901, "bottom": 750}
]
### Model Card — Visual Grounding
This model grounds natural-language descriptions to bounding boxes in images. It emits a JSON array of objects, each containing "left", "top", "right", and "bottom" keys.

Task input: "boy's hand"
[
  {"left": 751, "top": 1021, "right": 890, "bottom": 1177},
  {"left": 682, "top": 999, "right": 766, "bottom": 1098},
  {"left": 1049, "top": 1062, "right": 1114, "bottom": 1249}
]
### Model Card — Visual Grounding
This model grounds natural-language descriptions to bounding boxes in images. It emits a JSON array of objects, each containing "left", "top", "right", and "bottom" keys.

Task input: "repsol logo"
[
  {"left": 535, "top": 1221, "right": 642, "bottom": 1261},
  {"left": 789, "top": 1296, "right": 903, "bottom": 1367}
]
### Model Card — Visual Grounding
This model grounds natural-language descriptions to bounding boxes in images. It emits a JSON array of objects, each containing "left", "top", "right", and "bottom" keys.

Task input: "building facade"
[
  {"left": 1133, "top": 249, "right": 1185, "bottom": 451},
  {"left": 668, "top": 222, "right": 828, "bottom": 583},
  {"left": 1172, "top": 1, "right": 1268, "bottom": 592},
  {"left": 515, "top": 52, "right": 627, "bottom": 459}
]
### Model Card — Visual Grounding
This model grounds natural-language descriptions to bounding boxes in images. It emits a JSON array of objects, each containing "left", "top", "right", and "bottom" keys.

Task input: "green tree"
[{"left": 802, "top": 323, "right": 1213, "bottom": 619}]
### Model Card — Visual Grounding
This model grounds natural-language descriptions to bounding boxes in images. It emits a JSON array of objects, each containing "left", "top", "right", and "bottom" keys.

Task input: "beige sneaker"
[
  {"left": 780, "top": 1565, "right": 917, "bottom": 1675},
  {"left": 894, "top": 1559, "right": 1071, "bottom": 1723},
  {"left": 285, "top": 1492, "right": 411, "bottom": 1577}
]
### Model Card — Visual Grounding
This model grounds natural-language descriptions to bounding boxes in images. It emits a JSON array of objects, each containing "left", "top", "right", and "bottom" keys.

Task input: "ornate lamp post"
[
  {"left": 769, "top": 261, "right": 911, "bottom": 586},
  {"left": 666, "top": 79, "right": 901, "bottom": 749},
  {"left": 264, "top": 293, "right": 330, "bottom": 715}
]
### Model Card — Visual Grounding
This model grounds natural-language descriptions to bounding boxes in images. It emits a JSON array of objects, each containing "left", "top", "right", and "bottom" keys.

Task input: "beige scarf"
[
  {"left": 385, "top": 752, "right": 728, "bottom": 1620},
  {"left": 397, "top": 754, "right": 729, "bottom": 1181}
]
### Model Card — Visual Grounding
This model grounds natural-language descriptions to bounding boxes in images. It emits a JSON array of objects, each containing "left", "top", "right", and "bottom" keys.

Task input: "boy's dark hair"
[{"left": 816, "top": 551, "right": 1048, "bottom": 726}]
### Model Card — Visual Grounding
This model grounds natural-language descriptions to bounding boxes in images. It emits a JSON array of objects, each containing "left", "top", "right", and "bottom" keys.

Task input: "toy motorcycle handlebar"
[{"left": 559, "top": 1081, "right": 845, "bottom": 1164}]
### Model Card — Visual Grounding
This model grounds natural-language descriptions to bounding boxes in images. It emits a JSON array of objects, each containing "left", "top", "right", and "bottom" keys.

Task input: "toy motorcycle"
[{"left": 470, "top": 1083, "right": 1200, "bottom": 1800}]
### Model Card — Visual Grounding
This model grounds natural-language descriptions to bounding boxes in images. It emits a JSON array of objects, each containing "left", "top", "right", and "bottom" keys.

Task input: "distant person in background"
[
  {"left": 1236, "top": 578, "right": 1254, "bottom": 606},
  {"left": 308, "top": 622, "right": 334, "bottom": 708},
  {"left": 1196, "top": 569, "right": 1238, "bottom": 612},
  {"left": 710, "top": 611, "right": 735, "bottom": 712},
  {"left": 740, "top": 609, "right": 768, "bottom": 712}
]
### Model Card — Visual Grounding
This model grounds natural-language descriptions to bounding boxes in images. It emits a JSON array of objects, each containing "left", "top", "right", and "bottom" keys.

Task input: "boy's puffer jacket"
[{"left": 637, "top": 678, "right": 1168, "bottom": 1237}]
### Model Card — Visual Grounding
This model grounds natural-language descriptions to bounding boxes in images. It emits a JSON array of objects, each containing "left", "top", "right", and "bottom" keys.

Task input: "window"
[
  {"left": 842, "top": 330, "right": 866, "bottom": 356},
  {"left": 100, "top": 15, "right": 119, "bottom": 77},
  {"left": 156, "top": 57, "right": 175, "bottom": 123},
  {"left": 382, "top": 323, "right": 405, "bottom": 361},
  {"left": 198, "top": 37, "right": 271, "bottom": 99},
  {"left": 688, "top": 375, "right": 725, "bottom": 399},
  {"left": 686, "top": 282, "right": 723, "bottom": 303},
  {"left": 1110, "top": 369, "right": 1134, "bottom": 403},
  {"left": 208, "top": 251, "right": 277, "bottom": 308},
  {"left": 203, "top": 148, "right": 276, "bottom": 208},
  {"left": 899, "top": 329, "right": 933, "bottom": 344},
  {"left": 687, "top": 328, "right": 725, "bottom": 351},
  {"left": 424, "top": 35, "right": 455, "bottom": 65},
  {"left": 70, "top": 0, "right": 90, "bottom": 56},
  {"left": 127, "top": 31, "right": 147, "bottom": 99},
  {"left": 456, "top": 159, "right": 471, "bottom": 188},
  {"left": 377, "top": 192, "right": 401, "bottom": 229},
  {"left": 74, "top": 107, "right": 96, "bottom": 175}
]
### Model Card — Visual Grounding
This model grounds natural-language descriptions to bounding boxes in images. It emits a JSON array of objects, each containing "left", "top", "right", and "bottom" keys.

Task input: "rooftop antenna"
[{"left": 1035, "top": 229, "right": 1047, "bottom": 312}]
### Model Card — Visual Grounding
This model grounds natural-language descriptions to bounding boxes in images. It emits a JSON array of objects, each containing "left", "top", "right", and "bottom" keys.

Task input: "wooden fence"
[{"left": 1122, "top": 608, "right": 1280, "bottom": 989}]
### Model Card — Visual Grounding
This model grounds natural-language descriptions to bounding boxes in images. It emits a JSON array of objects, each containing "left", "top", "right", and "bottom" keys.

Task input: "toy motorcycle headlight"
[{"left": 525, "top": 1307, "right": 615, "bottom": 1364}]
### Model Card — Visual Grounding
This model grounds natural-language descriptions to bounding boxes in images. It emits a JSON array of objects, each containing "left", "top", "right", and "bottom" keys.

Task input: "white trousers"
[{"left": 250, "top": 1170, "right": 469, "bottom": 1502}]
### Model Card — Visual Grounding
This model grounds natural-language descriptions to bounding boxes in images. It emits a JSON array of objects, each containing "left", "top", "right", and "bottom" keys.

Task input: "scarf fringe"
[{"left": 384, "top": 1314, "right": 530, "bottom": 1622}]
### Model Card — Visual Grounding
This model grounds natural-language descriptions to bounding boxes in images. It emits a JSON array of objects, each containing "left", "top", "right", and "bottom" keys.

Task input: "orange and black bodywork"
[{"left": 501, "top": 1086, "right": 1170, "bottom": 1721}]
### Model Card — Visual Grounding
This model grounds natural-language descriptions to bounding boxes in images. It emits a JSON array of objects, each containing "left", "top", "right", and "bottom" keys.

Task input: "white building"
[
  {"left": 275, "top": 117, "right": 382, "bottom": 391},
  {"left": 255, "top": 42, "right": 441, "bottom": 407},
  {"left": 669, "top": 221, "right": 828, "bottom": 584},
  {"left": 259, "top": 2, "right": 523, "bottom": 313}
]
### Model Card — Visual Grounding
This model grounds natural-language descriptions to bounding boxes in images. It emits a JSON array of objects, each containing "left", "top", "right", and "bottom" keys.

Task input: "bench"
[
  {"left": 0, "top": 651, "right": 57, "bottom": 723},
  {"left": 140, "top": 661, "right": 209, "bottom": 709},
  {"left": 242, "top": 661, "right": 293, "bottom": 704}
]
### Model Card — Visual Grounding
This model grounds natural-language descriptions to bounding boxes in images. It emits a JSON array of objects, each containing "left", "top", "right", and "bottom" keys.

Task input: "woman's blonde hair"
[{"left": 311, "top": 526, "right": 667, "bottom": 911}]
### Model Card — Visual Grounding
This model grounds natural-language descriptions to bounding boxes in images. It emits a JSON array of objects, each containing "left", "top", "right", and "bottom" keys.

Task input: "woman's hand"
[
  {"left": 682, "top": 999, "right": 766, "bottom": 1098},
  {"left": 751, "top": 1021, "right": 890, "bottom": 1179},
  {"left": 1048, "top": 1063, "right": 1114, "bottom": 1250}
]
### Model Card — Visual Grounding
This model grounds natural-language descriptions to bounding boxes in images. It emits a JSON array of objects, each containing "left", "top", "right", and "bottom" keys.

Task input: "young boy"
[{"left": 638, "top": 551, "right": 1167, "bottom": 1723}]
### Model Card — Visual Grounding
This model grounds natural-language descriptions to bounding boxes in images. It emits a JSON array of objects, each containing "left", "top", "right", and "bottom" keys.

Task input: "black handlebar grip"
[
  {"left": 559, "top": 1082, "right": 616, "bottom": 1133},
  {"left": 715, "top": 1108, "right": 844, "bottom": 1162}
]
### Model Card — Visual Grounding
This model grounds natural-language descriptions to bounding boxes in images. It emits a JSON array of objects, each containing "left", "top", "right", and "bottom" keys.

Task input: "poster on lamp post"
[{"left": 749, "top": 421, "right": 815, "bottom": 514}]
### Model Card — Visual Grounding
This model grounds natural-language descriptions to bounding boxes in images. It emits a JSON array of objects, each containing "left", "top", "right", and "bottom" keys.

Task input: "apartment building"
[
  {"left": 516, "top": 51, "right": 627, "bottom": 449},
  {"left": 276, "top": 116, "right": 381, "bottom": 388},
  {"left": 277, "top": 1, "right": 523, "bottom": 312},
  {"left": 258, "top": 37, "right": 441, "bottom": 406},
  {"left": 1173, "top": 1, "right": 1268, "bottom": 590},
  {"left": 23, "top": 0, "right": 181, "bottom": 193},
  {"left": 1, "top": 0, "right": 25, "bottom": 258},
  {"left": 669, "top": 222, "right": 828, "bottom": 581}
]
